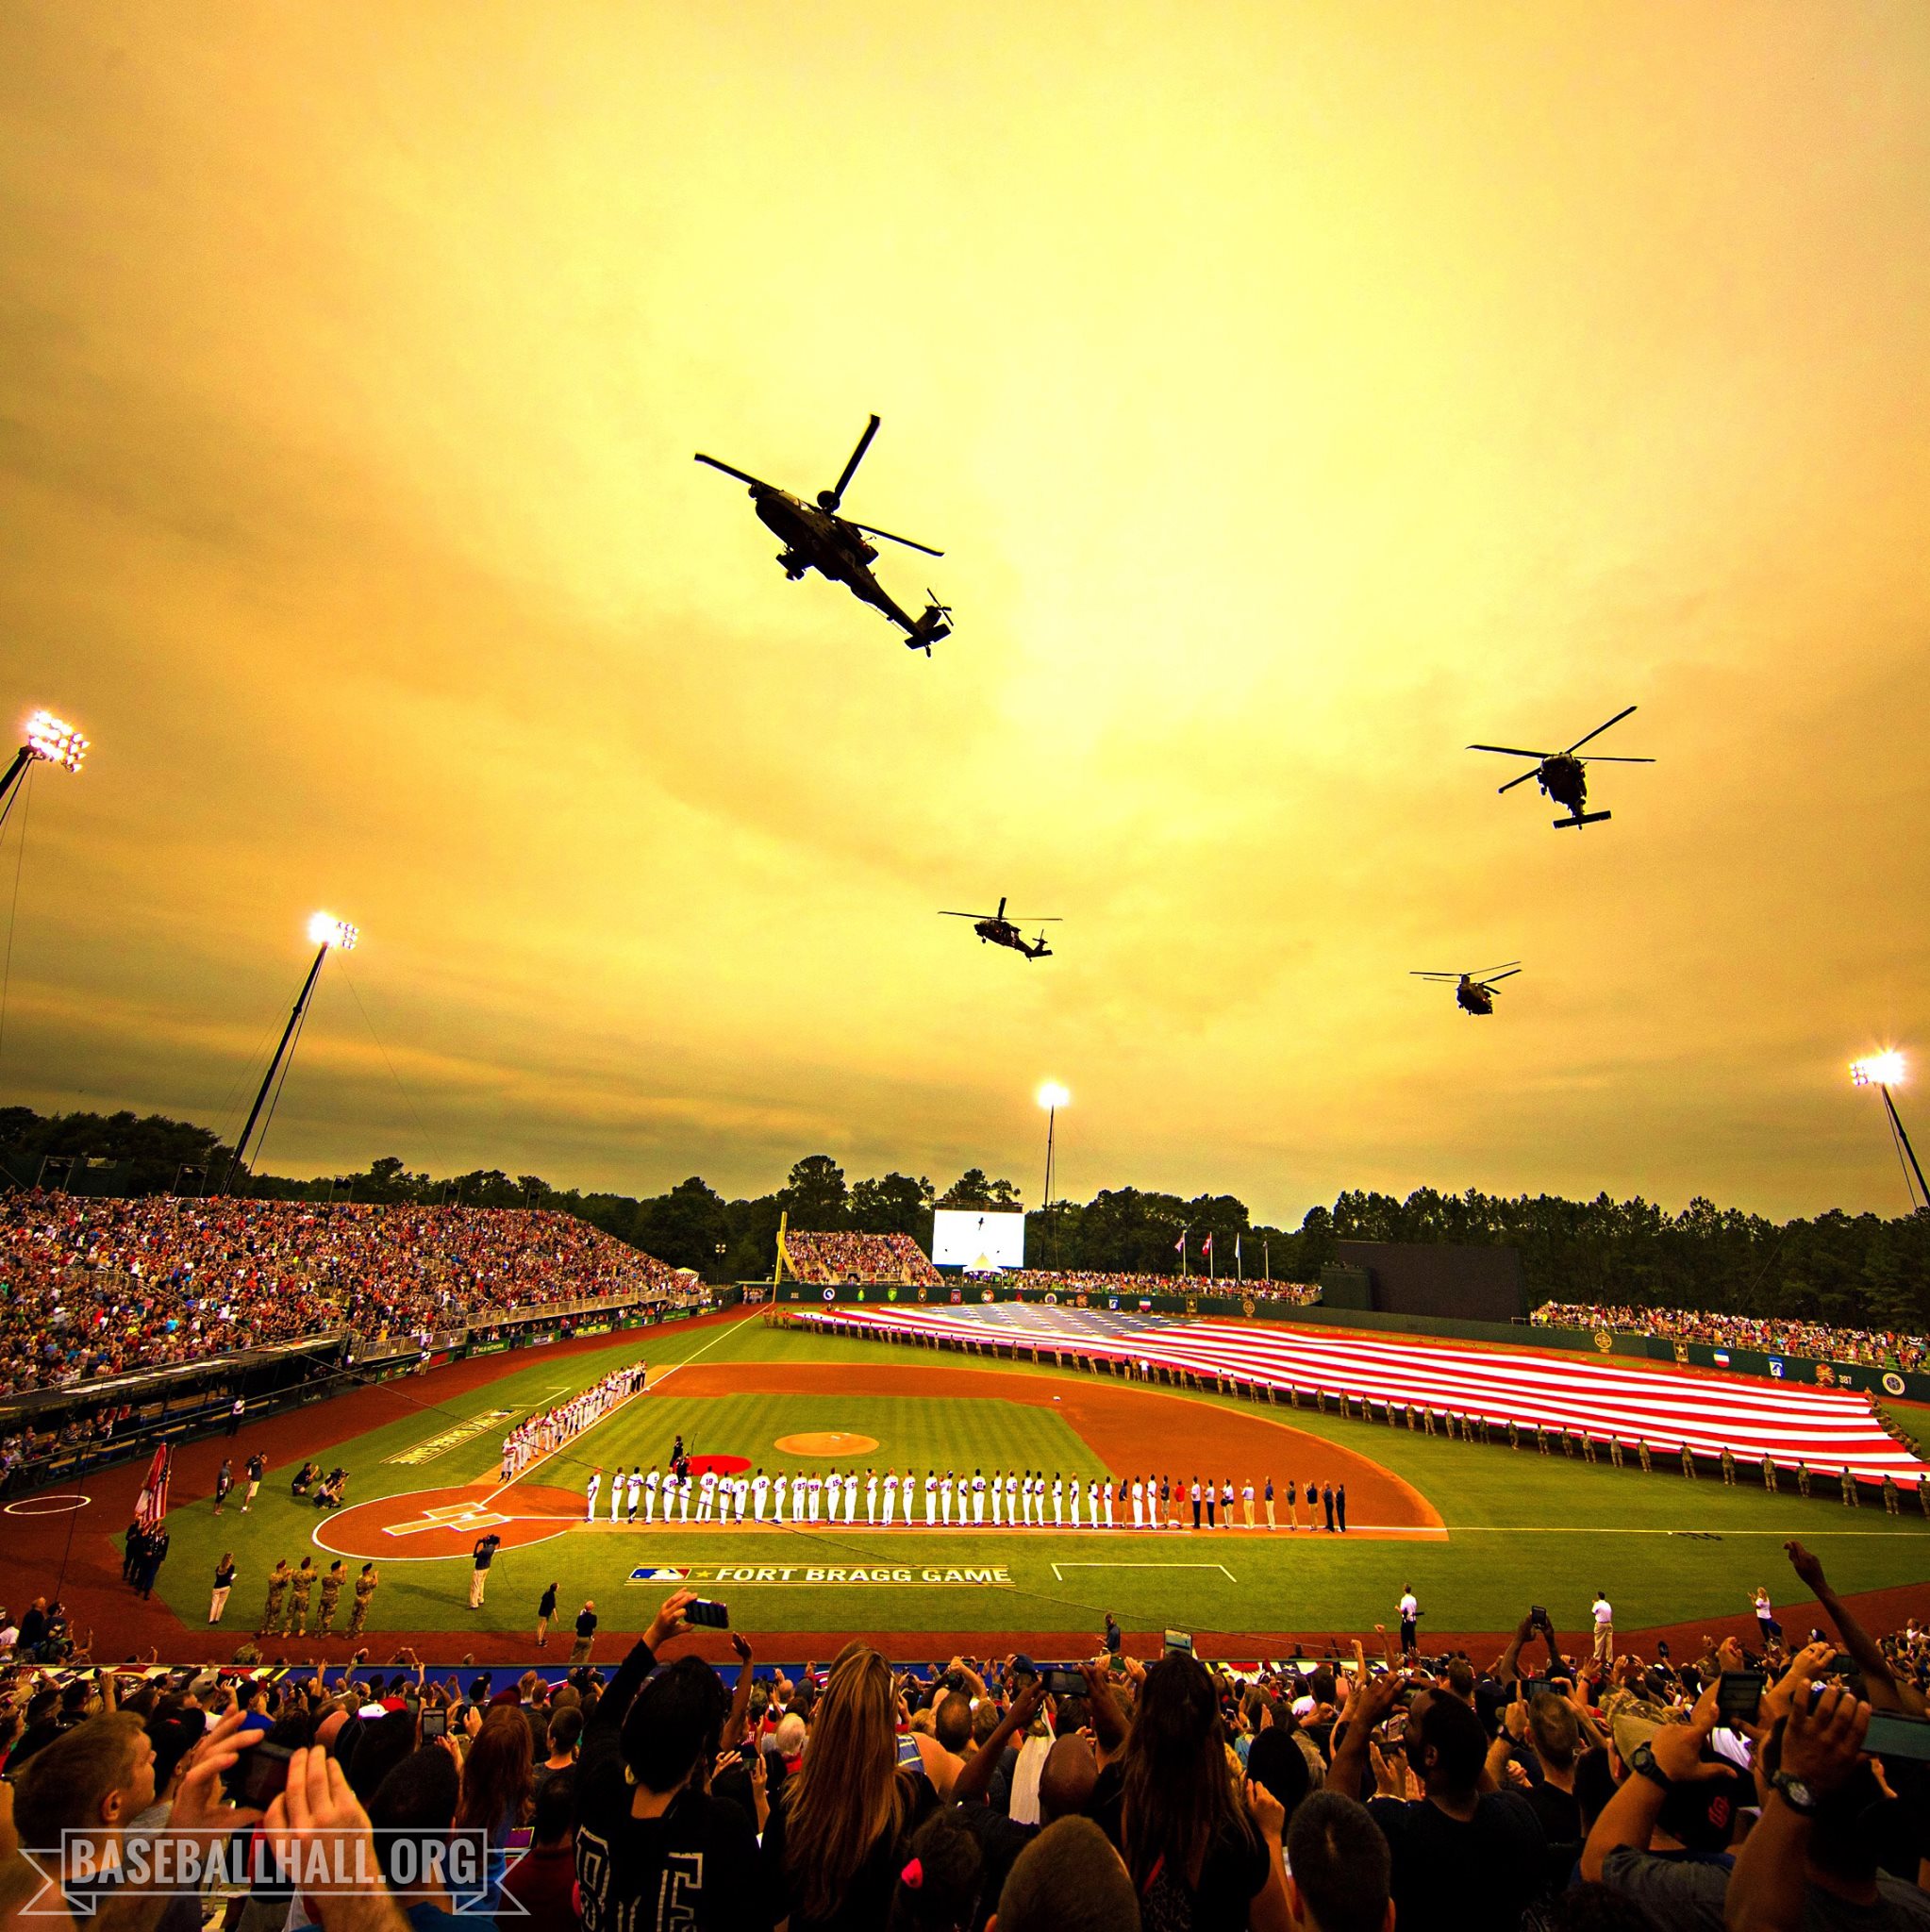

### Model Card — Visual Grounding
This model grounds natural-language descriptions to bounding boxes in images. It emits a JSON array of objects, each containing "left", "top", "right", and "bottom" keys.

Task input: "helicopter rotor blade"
[
  {"left": 824, "top": 413, "right": 881, "bottom": 511},
  {"left": 851, "top": 522, "right": 944, "bottom": 557},
  {"left": 693, "top": 454, "right": 777, "bottom": 491},
  {"left": 1495, "top": 767, "right": 1543, "bottom": 795},
  {"left": 1564, "top": 705, "right": 1639, "bottom": 756},
  {"left": 1479, "top": 968, "right": 1523, "bottom": 984},
  {"left": 939, "top": 911, "right": 991, "bottom": 920},
  {"left": 1409, "top": 972, "right": 1460, "bottom": 980},
  {"left": 1472, "top": 961, "right": 1521, "bottom": 976},
  {"left": 1468, "top": 743, "right": 1554, "bottom": 759},
  {"left": 1575, "top": 755, "right": 1655, "bottom": 764}
]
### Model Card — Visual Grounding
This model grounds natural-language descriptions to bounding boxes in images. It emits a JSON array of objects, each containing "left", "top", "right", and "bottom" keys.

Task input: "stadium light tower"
[
  {"left": 0, "top": 709, "right": 90, "bottom": 813},
  {"left": 1038, "top": 1081, "right": 1069, "bottom": 1265},
  {"left": 219, "top": 913, "right": 359, "bottom": 1195},
  {"left": 1851, "top": 1054, "right": 1928, "bottom": 1213}
]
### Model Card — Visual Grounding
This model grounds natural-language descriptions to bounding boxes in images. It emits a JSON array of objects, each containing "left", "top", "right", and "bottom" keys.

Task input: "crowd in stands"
[
  {"left": 7, "top": 1540, "right": 1930, "bottom": 1929},
  {"left": 990, "top": 1270, "right": 1322, "bottom": 1304},
  {"left": 783, "top": 1230, "right": 944, "bottom": 1287},
  {"left": 0, "top": 1194, "right": 684, "bottom": 1395},
  {"left": 1534, "top": 1300, "right": 1930, "bottom": 1372}
]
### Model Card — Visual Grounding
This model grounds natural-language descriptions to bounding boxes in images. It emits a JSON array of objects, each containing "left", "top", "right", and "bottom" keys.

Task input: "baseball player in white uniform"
[
  {"left": 1053, "top": 1474, "right": 1065, "bottom": 1526},
  {"left": 844, "top": 1469, "right": 857, "bottom": 1521},
  {"left": 866, "top": 1469, "right": 878, "bottom": 1523},
  {"left": 585, "top": 1471, "right": 601, "bottom": 1521},
  {"left": 753, "top": 1469, "right": 770, "bottom": 1521}
]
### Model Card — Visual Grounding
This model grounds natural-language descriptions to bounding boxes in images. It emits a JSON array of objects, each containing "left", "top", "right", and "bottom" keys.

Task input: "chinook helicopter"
[
  {"left": 1410, "top": 963, "right": 1522, "bottom": 1016},
  {"left": 940, "top": 897, "right": 1060, "bottom": 960},
  {"left": 694, "top": 415, "right": 952, "bottom": 653},
  {"left": 1467, "top": 706, "right": 1654, "bottom": 827}
]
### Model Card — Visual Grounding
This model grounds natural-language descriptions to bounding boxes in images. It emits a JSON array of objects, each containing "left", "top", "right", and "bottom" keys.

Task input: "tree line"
[{"left": 2, "top": 1107, "right": 1924, "bottom": 1325}]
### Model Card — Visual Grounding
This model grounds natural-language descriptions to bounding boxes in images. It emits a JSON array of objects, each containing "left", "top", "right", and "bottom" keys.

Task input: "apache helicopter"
[
  {"left": 694, "top": 414, "right": 953, "bottom": 653},
  {"left": 940, "top": 896, "right": 1060, "bottom": 960},
  {"left": 1410, "top": 963, "right": 1522, "bottom": 1016},
  {"left": 1467, "top": 706, "right": 1654, "bottom": 828}
]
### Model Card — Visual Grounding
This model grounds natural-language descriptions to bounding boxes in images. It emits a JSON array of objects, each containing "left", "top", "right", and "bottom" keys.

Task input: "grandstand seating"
[
  {"left": 0, "top": 1193, "right": 682, "bottom": 1394},
  {"left": 1534, "top": 1300, "right": 1930, "bottom": 1371},
  {"left": 780, "top": 1229, "right": 942, "bottom": 1286}
]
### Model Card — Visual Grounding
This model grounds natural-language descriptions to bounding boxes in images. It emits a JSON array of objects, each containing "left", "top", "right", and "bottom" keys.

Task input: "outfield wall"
[{"left": 771, "top": 1281, "right": 1930, "bottom": 1407}]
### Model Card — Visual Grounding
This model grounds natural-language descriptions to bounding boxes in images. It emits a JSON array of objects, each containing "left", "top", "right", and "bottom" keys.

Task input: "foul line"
[
  {"left": 1449, "top": 1525, "right": 1928, "bottom": 1537},
  {"left": 1053, "top": 1561, "right": 1239, "bottom": 1581}
]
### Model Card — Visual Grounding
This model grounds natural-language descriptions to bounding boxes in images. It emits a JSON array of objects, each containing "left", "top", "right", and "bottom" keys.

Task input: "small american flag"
[{"left": 134, "top": 1445, "right": 171, "bottom": 1532}]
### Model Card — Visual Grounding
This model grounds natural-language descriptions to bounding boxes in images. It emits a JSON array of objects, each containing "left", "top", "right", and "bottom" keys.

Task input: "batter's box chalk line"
[{"left": 1052, "top": 1561, "right": 1238, "bottom": 1582}]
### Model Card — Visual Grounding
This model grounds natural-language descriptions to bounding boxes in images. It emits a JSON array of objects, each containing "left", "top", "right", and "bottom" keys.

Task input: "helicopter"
[
  {"left": 1410, "top": 963, "right": 1522, "bottom": 1016},
  {"left": 939, "top": 896, "right": 1059, "bottom": 960},
  {"left": 694, "top": 414, "right": 953, "bottom": 653},
  {"left": 1467, "top": 706, "right": 1654, "bottom": 828}
]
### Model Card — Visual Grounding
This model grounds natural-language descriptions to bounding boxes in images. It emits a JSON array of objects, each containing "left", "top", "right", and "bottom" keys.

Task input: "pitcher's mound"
[{"left": 775, "top": 1430, "right": 880, "bottom": 1457}]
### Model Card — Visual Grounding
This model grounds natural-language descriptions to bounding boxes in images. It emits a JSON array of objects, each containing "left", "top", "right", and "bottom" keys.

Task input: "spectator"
[
  {"left": 1087, "top": 1652, "right": 1289, "bottom": 1928},
  {"left": 368, "top": 1746, "right": 468, "bottom": 1932},
  {"left": 575, "top": 1591, "right": 762, "bottom": 1931},
  {"left": 534, "top": 1706, "right": 581, "bottom": 1788},
  {"left": 1285, "top": 1790, "right": 1393, "bottom": 1932},
  {"left": 763, "top": 1645, "right": 940, "bottom": 1931},
  {"left": 990, "top": 1816, "right": 1140, "bottom": 1932},
  {"left": 1330, "top": 1674, "right": 1545, "bottom": 1931},
  {"left": 455, "top": 1706, "right": 534, "bottom": 1910},
  {"left": 497, "top": 1765, "right": 576, "bottom": 1932},
  {"left": 886, "top": 1809, "right": 982, "bottom": 1932}
]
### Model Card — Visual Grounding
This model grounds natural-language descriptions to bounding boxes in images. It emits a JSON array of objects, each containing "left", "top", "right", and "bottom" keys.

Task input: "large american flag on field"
[
  {"left": 797, "top": 1303, "right": 1930, "bottom": 1484},
  {"left": 134, "top": 1445, "right": 172, "bottom": 1532}
]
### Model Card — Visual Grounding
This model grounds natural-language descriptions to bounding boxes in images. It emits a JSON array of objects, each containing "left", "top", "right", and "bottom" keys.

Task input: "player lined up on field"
[
  {"left": 575, "top": 1464, "right": 1355, "bottom": 1528},
  {"left": 496, "top": 1359, "right": 648, "bottom": 1481}
]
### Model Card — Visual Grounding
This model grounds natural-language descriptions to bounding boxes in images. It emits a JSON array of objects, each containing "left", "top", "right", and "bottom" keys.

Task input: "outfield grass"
[{"left": 151, "top": 1312, "right": 1930, "bottom": 1646}]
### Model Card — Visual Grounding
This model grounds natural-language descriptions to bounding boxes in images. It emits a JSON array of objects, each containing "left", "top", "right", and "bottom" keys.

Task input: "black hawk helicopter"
[
  {"left": 1410, "top": 963, "right": 1522, "bottom": 1016},
  {"left": 940, "top": 896, "right": 1060, "bottom": 960},
  {"left": 1468, "top": 705, "right": 1654, "bottom": 828},
  {"left": 694, "top": 414, "right": 953, "bottom": 653}
]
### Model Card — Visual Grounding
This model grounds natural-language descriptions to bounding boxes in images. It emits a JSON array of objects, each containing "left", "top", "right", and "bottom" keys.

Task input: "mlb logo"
[{"left": 629, "top": 1566, "right": 690, "bottom": 1584}]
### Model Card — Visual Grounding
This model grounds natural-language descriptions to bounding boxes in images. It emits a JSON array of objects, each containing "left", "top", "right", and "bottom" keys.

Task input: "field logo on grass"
[
  {"left": 386, "top": 1501, "right": 513, "bottom": 1539},
  {"left": 628, "top": 1567, "right": 690, "bottom": 1584},
  {"left": 649, "top": 1564, "right": 1015, "bottom": 1589},
  {"left": 388, "top": 1408, "right": 519, "bottom": 1467}
]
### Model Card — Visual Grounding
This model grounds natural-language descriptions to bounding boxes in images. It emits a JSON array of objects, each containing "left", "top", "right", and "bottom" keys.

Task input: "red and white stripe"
[{"left": 797, "top": 1306, "right": 1929, "bottom": 1483}]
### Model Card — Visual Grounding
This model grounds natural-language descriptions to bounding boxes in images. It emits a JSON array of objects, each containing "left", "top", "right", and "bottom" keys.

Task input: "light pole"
[
  {"left": 0, "top": 710, "right": 88, "bottom": 818},
  {"left": 1037, "top": 1082, "right": 1069, "bottom": 1268},
  {"left": 220, "top": 913, "right": 358, "bottom": 1195},
  {"left": 1852, "top": 1054, "right": 1928, "bottom": 1213}
]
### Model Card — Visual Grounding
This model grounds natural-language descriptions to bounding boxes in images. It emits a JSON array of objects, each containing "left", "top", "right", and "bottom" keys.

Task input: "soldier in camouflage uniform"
[
  {"left": 285, "top": 1557, "right": 315, "bottom": 1637},
  {"left": 316, "top": 1561, "right": 345, "bottom": 1636},
  {"left": 1761, "top": 1453, "right": 1777, "bottom": 1493},
  {"left": 258, "top": 1559, "right": 291, "bottom": 1636},
  {"left": 1797, "top": 1459, "right": 1811, "bottom": 1498},
  {"left": 346, "top": 1562, "right": 379, "bottom": 1640},
  {"left": 1721, "top": 1446, "right": 1737, "bottom": 1487}
]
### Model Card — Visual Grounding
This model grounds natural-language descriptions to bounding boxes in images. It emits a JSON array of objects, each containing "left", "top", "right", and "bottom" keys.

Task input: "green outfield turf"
[{"left": 149, "top": 1313, "right": 1930, "bottom": 1648}]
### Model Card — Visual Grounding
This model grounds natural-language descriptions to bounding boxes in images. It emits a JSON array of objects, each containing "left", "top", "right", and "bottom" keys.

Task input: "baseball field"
[{"left": 25, "top": 1307, "right": 1930, "bottom": 1663}]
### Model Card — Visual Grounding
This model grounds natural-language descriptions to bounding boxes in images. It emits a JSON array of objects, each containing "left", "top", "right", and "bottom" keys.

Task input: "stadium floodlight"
[
  {"left": 25, "top": 710, "right": 88, "bottom": 774},
  {"left": 1, "top": 708, "right": 90, "bottom": 812},
  {"left": 1851, "top": 1052, "right": 1906, "bottom": 1089},
  {"left": 308, "top": 912, "right": 359, "bottom": 951},
  {"left": 218, "top": 911, "right": 362, "bottom": 1195},
  {"left": 1038, "top": 1081, "right": 1070, "bottom": 1267},
  {"left": 1850, "top": 1051, "right": 1927, "bottom": 1215}
]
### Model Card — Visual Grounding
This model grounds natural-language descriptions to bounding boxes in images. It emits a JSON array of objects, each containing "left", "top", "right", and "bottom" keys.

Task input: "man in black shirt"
[
  {"left": 575, "top": 1588, "right": 766, "bottom": 1932},
  {"left": 573, "top": 1599, "right": 599, "bottom": 1663},
  {"left": 468, "top": 1532, "right": 501, "bottom": 1608},
  {"left": 537, "top": 1580, "right": 558, "bottom": 1648},
  {"left": 1323, "top": 1484, "right": 1336, "bottom": 1532},
  {"left": 1331, "top": 1674, "right": 1545, "bottom": 1932}
]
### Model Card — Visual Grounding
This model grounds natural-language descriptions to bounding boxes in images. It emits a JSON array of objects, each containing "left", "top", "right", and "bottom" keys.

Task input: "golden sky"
[{"left": 2, "top": 3, "right": 1927, "bottom": 1222}]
